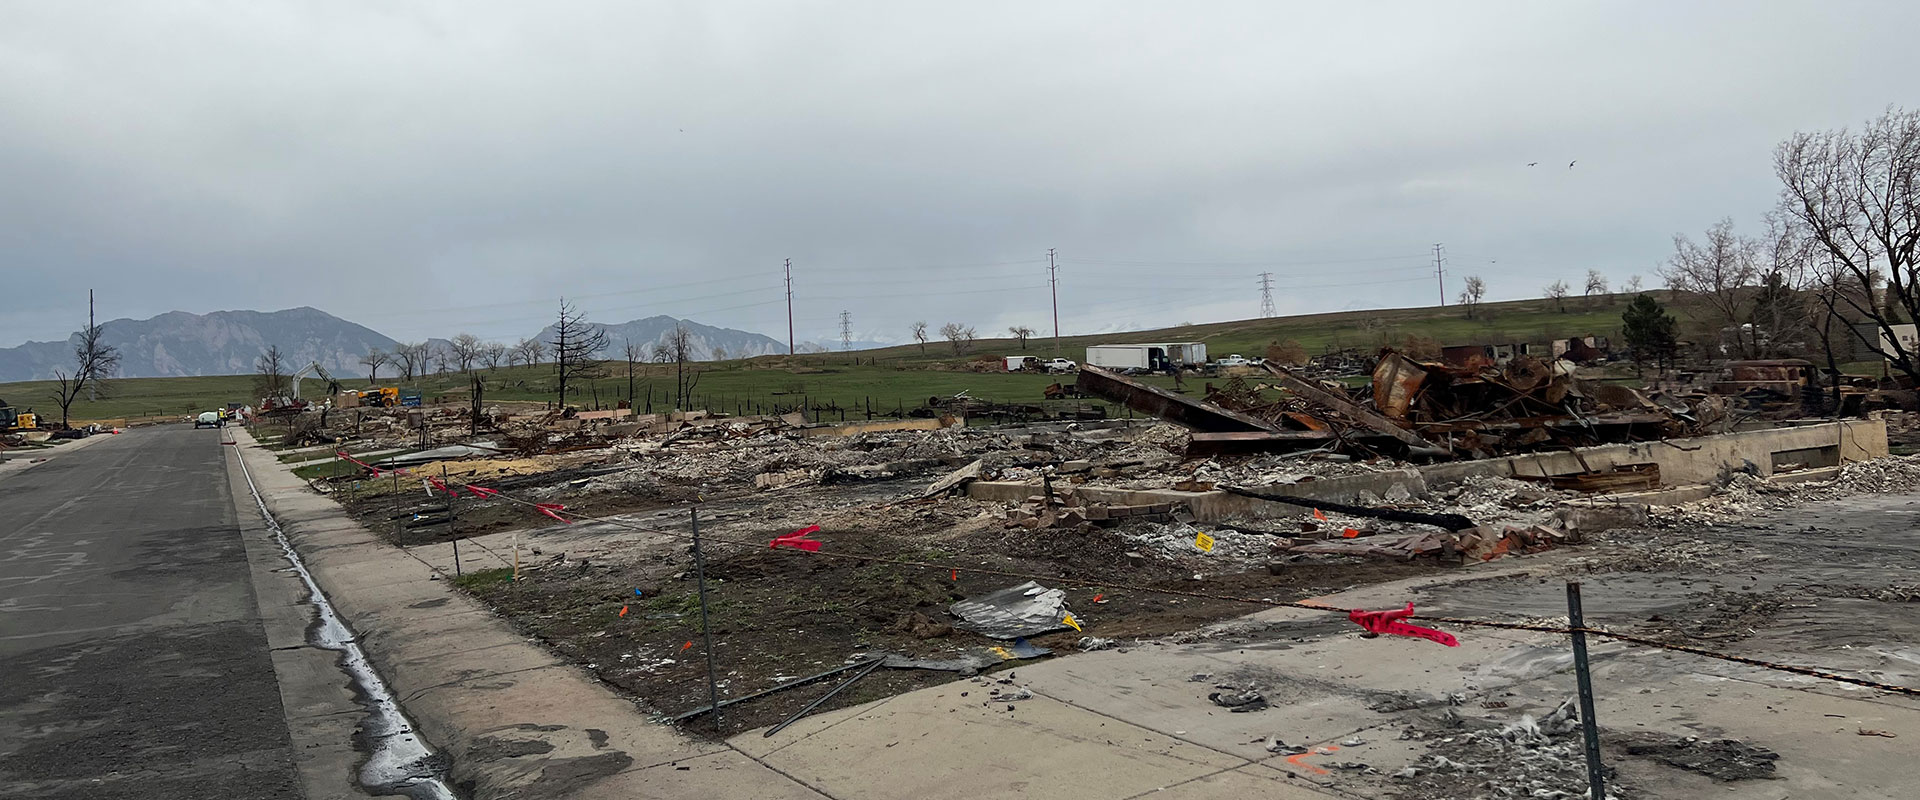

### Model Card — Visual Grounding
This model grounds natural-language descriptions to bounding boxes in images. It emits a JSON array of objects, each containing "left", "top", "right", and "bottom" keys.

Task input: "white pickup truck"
[
  {"left": 1041, "top": 357, "right": 1078, "bottom": 373},
  {"left": 1214, "top": 354, "right": 1252, "bottom": 368}
]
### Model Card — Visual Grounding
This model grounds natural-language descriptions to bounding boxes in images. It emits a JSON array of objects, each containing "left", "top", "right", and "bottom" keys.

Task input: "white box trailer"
[
  {"left": 1004, "top": 356, "right": 1040, "bottom": 372},
  {"left": 1084, "top": 342, "right": 1208, "bottom": 371}
]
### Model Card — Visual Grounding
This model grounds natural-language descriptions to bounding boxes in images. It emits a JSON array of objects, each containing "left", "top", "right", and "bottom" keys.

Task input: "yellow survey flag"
[
  {"left": 1194, "top": 531, "right": 1216, "bottom": 552},
  {"left": 1062, "top": 613, "right": 1082, "bottom": 631}
]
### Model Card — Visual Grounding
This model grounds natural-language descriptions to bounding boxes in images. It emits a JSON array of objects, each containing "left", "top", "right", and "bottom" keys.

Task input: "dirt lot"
[{"left": 330, "top": 476, "right": 1444, "bottom": 738}]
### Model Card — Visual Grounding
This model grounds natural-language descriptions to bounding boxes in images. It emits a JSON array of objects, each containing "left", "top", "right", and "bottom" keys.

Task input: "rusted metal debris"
[
  {"left": 1514, "top": 463, "right": 1661, "bottom": 493},
  {"left": 1075, "top": 365, "right": 1278, "bottom": 433},
  {"left": 1085, "top": 348, "right": 1716, "bottom": 461},
  {"left": 1258, "top": 363, "right": 1440, "bottom": 453}
]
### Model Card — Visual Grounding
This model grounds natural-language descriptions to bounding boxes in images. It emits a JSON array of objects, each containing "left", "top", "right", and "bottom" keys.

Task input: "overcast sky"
[{"left": 2, "top": 1, "right": 1915, "bottom": 348}]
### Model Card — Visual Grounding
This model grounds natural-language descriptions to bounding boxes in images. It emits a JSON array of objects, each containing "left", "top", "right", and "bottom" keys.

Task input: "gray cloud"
[{"left": 3, "top": 1, "right": 1914, "bottom": 347}]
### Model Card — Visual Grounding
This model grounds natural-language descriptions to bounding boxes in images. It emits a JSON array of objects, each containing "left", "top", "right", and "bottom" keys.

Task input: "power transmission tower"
[
  {"left": 1433, "top": 243, "right": 1447, "bottom": 306},
  {"left": 838, "top": 310, "right": 852, "bottom": 351},
  {"left": 1257, "top": 272, "right": 1275, "bottom": 317},
  {"left": 785, "top": 258, "right": 794, "bottom": 355},
  {"left": 1048, "top": 248, "right": 1059, "bottom": 356}
]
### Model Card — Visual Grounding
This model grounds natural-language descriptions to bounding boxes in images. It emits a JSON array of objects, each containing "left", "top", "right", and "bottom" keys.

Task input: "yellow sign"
[
  {"left": 1061, "top": 613, "right": 1082, "bottom": 631},
  {"left": 1194, "top": 531, "right": 1216, "bottom": 553}
]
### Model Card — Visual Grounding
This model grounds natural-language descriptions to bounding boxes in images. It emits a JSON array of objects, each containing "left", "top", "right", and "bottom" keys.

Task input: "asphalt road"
[{"left": 0, "top": 426, "right": 303, "bottom": 799}]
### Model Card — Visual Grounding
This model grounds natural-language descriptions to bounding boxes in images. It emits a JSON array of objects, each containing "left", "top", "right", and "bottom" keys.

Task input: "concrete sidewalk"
[
  {"left": 736, "top": 565, "right": 1919, "bottom": 799},
  {"left": 235, "top": 430, "right": 828, "bottom": 799}
]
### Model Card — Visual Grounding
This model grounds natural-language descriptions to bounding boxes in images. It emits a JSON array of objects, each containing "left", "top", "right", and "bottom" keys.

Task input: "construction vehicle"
[
  {"left": 358, "top": 387, "right": 401, "bottom": 407},
  {"left": 1, "top": 399, "right": 39, "bottom": 432},
  {"left": 288, "top": 361, "right": 342, "bottom": 400}
]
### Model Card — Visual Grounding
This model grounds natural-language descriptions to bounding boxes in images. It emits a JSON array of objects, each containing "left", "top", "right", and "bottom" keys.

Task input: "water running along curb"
[{"left": 231, "top": 430, "right": 458, "bottom": 799}]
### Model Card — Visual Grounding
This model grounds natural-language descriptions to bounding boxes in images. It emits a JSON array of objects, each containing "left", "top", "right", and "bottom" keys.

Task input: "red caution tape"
[
  {"left": 466, "top": 485, "right": 500, "bottom": 498},
  {"left": 534, "top": 503, "right": 572, "bottom": 523},
  {"left": 770, "top": 524, "right": 822, "bottom": 552},
  {"left": 427, "top": 477, "right": 462, "bottom": 497},
  {"left": 336, "top": 451, "right": 384, "bottom": 477},
  {"left": 1349, "top": 603, "right": 1458, "bottom": 647}
]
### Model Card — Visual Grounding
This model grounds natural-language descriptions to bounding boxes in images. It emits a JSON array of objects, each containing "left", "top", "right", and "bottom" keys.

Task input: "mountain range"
[
  {"left": 0, "top": 307, "right": 788, "bottom": 382},
  {"left": 533, "top": 315, "right": 785, "bottom": 363}
]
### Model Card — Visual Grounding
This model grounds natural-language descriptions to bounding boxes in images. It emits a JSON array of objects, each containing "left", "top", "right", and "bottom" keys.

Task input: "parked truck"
[{"left": 1084, "top": 342, "right": 1208, "bottom": 372}]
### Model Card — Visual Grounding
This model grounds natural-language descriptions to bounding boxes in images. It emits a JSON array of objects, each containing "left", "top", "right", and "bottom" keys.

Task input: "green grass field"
[{"left": 0, "top": 293, "right": 1651, "bottom": 422}]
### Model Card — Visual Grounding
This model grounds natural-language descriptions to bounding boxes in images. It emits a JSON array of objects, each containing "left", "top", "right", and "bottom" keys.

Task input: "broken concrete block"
[
  {"left": 1085, "top": 505, "right": 1109, "bottom": 521},
  {"left": 1549, "top": 504, "right": 1647, "bottom": 540}
]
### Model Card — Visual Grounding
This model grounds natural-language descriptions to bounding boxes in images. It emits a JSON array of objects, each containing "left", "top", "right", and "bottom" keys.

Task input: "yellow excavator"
[{"left": 1, "top": 398, "right": 38, "bottom": 432}]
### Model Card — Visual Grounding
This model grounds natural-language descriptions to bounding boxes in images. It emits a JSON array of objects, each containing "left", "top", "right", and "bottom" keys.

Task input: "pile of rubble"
[{"left": 1075, "top": 352, "right": 1729, "bottom": 461}]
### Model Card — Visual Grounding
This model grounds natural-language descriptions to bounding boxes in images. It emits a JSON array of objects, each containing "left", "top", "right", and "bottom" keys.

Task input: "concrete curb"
[{"left": 231, "top": 429, "right": 827, "bottom": 800}]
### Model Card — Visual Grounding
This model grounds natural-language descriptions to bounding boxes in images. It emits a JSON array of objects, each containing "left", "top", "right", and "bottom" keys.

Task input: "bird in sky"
[
  {"left": 1527, "top": 162, "right": 1538, "bottom": 167},
  {"left": 1568, "top": 160, "right": 1577, "bottom": 169}
]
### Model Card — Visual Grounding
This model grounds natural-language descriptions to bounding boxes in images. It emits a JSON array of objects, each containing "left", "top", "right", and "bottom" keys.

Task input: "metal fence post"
[
  {"left": 1567, "top": 581, "right": 1606, "bottom": 800},
  {"left": 691, "top": 508, "right": 722, "bottom": 730}
]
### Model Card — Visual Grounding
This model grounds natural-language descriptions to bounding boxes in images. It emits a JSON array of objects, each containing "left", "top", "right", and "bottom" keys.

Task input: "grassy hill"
[{"left": 0, "top": 293, "right": 1652, "bottom": 423}]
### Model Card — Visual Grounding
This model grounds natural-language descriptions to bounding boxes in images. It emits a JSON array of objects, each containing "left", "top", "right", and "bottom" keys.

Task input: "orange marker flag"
[
  {"left": 1342, "top": 528, "right": 1361, "bottom": 539},
  {"left": 1313, "top": 509, "right": 1328, "bottom": 521},
  {"left": 681, "top": 641, "right": 693, "bottom": 651},
  {"left": 951, "top": 569, "right": 958, "bottom": 581},
  {"left": 619, "top": 605, "right": 629, "bottom": 617}
]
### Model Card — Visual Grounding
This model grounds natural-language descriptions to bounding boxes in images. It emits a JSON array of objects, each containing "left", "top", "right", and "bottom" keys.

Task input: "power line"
[
  {"left": 1433, "top": 243, "right": 1448, "bottom": 306},
  {"left": 1257, "top": 272, "right": 1275, "bottom": 317}
]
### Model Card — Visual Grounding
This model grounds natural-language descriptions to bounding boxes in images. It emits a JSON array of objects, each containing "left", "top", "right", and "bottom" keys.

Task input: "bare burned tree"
[
  {"left": 667, "top": 324, "right": 701, "bottom": 409},
  {"left": 1624, "top": 274, "right": 1644, "bottom": 294},
  {"left": 1007, "top": 325, "right": 1035, "bottom": 350},
  {"left": 1658, "top": 216, "right": 1804, "bottom": 356},
  {"left": 623, "top": 338, "right": 645, "bottom": 405},
  {"left": 393, "top": 342, "right": 425, "bottom": 381},
  {"left": 449, "top": 333, "right": 482, "bottom": 373},
  {"left": 939, "top": 322, "right": 970, "bottom": 355},
  {"left": 481, "top": 341, "right": 507, "bottom": 371},
  {"left": 1776, "top": 106, "right": 1920, "bottom": 382},
  {"left": 1543, "top": 280, "right": 1570, "bottom": 313},
  {"left": 514, "top": 337, "right": 546, "bottom": 367},
  {"left": 911, "top": 321, "right": 929, "bottom": 354},
  {"left": 428, "top": 343, "right": 454, "bottom": 375},
  {"left": 49, "top": 317, "right": 121, "bottom": 427},
  {"left": 548, "top": 299, "right": 608, "bottom": 407},
  {"left": 254, "top": 344, "right": 288, "bottom": 402},
  {"left": 358, "top": 348, "right": 392, "bottom": 385},
  {"left": 1458, "top": 276, "right": 1486, "bottom": 319},
  {"left": 1584, "top": 269, "right": 1609, "bottom": 306}
]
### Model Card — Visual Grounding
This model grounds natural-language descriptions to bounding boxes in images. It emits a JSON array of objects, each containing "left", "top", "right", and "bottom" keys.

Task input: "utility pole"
[
  {"left": 87, "top": 289, "right": 96, "bottom": 401},
  {"left": 1433, "top": 243, "right": 1447, "bottom": 306},
  {"left": 1048, "top": 248, "right": 1060, "bottom": 356},
  {"left": 838, "top": 310, "right": 852, "bottom": 351},
  {"left": 785, "top": 258, "right": 794, "bottom": 355},
  {"left": 1257, "top": 272, "right": 1275, "bottom": 318}
]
